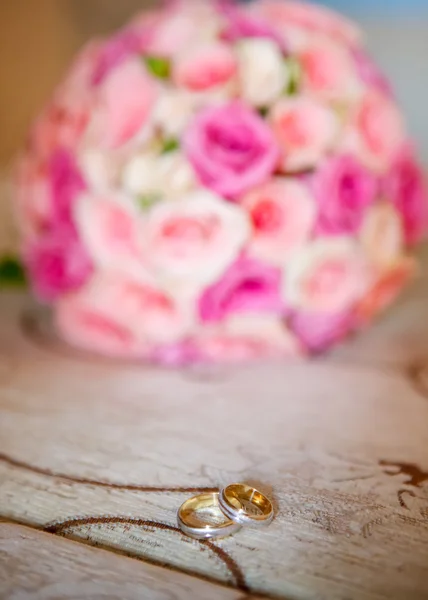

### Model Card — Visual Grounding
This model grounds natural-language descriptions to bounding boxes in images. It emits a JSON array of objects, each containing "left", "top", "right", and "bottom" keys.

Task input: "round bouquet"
[{"left": 14, "top": 0, "right": 428, "bottom": 364}]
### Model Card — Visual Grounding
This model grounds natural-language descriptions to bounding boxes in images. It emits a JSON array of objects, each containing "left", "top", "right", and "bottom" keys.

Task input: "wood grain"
[
  {"left": 1, "top": 255, "right": 428, "bottom": 599},
  {"left": 0, "top": 522, "right": 262, "bottom": 599}
]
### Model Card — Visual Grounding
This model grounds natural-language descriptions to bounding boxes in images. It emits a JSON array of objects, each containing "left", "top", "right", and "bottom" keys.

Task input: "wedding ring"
[
  {"left": 177, "top": 492, "right": 242, "bottom": 540},
  {"left": 219, "top": 483, "right": 274, "bottom": 527}
]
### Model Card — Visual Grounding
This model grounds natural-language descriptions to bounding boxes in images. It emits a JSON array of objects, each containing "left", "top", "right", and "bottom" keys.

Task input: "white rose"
[
  {"left": 78, "top": 148, "right": 119, "bottom": 192},
  {"left": 153, "top": 90, "right": 198, "bottom": 138},
  {"left": 122, "top": 151, "right": 196, "bottom": 199},
  {"left": 237, "top": 38, "right": 288, "bottom": 108}
]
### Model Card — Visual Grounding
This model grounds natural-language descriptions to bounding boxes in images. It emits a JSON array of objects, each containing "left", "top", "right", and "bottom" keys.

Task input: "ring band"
[
  {"left": 177, "top": 492, "right": 242, "bottom": 540},
  {"left": 219, "top": 483, "right": 274, "bottom": 527}
]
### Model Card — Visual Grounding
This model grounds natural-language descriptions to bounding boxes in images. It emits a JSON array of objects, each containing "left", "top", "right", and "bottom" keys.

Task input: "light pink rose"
[
  {"left": 30, "top": 102, "right": 89, "bottom": 162},
  {"left": 24, "top": 224, "right": 93, "bottom": 302},
  {"left": 29, "top": 43, "right": 99, "bottom": 159},
  {"left": 174, "top": 42, "right": 237, "bottom": 92},
  {"left": 193, "top": 314, "right": 302, "bottom": 363},
  {"left": 313, "top": 154, "right": 378, "bottom": 235},
  {"left": 360, "top": 202, "right": 404, "bottom": 268},
  {"left": 184, "top": 101, "right": 279, "bottom": 198},
  {"left": 299, "top": 38, "right": 360, "bottom": 101},
  {"left": 253, "top": 0, "right": 362, "bottom": 48},
  {"left": 14, "top": 156, "right": 51, "bottom": 239},
  {"left": 90, "top": 58, "right": 158, "bottom": 149},
  {"left": 345, "top": 90, "right": 405, "bottom": 172},
  {"left": 142, "top": 190, "right": 250, "bottom": 292},
  {"left": 355, "top": 258, "right": 417, "bottom": 325},
  {"left": 199, "top": 256, "right": 283, "bottom": 323},
  {"left": 74, "top": 193, "right": 147, "bottom": 282},
  {"left": 382, "top": 147, "right": 428, "bottom": 246},
  {"left": 285, "top": 238, "right": 372, "bottom": 313},
  {"left": 241, "top": 178, "right": 316, "bottom": 264},
  {"left": 141, "top": 0, "right": 221, "bottom": 58},
  {"left": 351, "top": 48, "right": 393, "bottom": 98},
  {"left": 270, "top": 97, "right": 338, "bottom": 172},
  {"left": 289, "top": 309, "right": 356, "bottom": 353},
  {"left": 56, "top": 272, "right": 194, "bottom": 358},
  {"left": 56, "top": 294, "right": 149, "bottom": 360}
]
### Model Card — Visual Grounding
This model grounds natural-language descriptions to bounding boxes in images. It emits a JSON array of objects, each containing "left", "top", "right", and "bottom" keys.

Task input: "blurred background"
[{"left": 1, "top": 0, "right": 427, "bottom": 168}]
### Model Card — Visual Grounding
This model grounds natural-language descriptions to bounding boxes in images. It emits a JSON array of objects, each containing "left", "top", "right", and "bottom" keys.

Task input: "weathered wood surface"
[
  {"left": 1, "top": 249, "right": 428, "bottom": 599},
  {"left": 0, "top": 522, "right": 263, "bottom": 600}
]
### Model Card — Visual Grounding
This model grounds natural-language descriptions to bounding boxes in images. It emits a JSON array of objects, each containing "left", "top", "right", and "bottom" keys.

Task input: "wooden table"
[{"left": 1, "top": 249, "right": 428, "bottom": 599}]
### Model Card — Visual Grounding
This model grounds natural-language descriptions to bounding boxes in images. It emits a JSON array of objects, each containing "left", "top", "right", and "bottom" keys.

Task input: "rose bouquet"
[{"left": 14, "top": 0, "right": 428, "bottom": 364}]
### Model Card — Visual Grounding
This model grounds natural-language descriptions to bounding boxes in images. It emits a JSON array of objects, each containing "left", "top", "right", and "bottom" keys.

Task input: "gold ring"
[
  {"left": 219, "top": 483, "right": 274, "bottom": 526},
  {"left": 177, "top": 492, "right": 242, "bottom": 540}
]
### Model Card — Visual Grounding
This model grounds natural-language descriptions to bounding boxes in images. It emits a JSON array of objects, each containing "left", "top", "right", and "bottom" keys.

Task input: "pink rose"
[
  {"left": 193, "top": 315, "right": 302, "bottom": 363},
  {"left": 173, "top": 42, "right": 237, "bottom": 92},
  {"left": 313, "top": 154, "right": 378, "bottom": 235},
  {"left": 89, "top": 58, "right": 158, "bottom": 149},
  {"left": 345, "top": 90, "right": 405, "bottom": 172},
  {"left": 91, "top": 29, "right": 141, "bottom": 85},
  {"left": 24, "top": 225, "right": 93, "bottom": 301},
  {"left": 299, "top": 39, "right": 359, "bottom": 101},
  {"left": 74, "top": 193, "right": 147, "bottom": 282},
  {"left": 56, "top": 272, "right": 194, "bottom": 358},
  {"left": 184, "top": 102, "right": 279, "bottom": 198},
  {"left": 382, "top": 147, "right": 428, "bottom": 246},
  {"left": 270, "top": 97, "right": 338, "bottom": 172},
  {"left": 355, "top": 258, "right": 416, "bottom": 325},
  {"left": 253, "top": 0, "right": 361, "bottom": 47},
  {"left": 199, "top": 256, "right": 283, "bottom": 323},
  {"left": 289, "top": 309, "right": 355, "bottom": 353},
  {"left": 219, "top": 1, "right": 285, "bottom": 49},
  {"left": 241, "top": 178, "right": 316, "bottom": 264},
  {"left": 17, "top": 149, "right": 91, "bottom": 300},
  {"left": 49, "top": 149, "right": 87, "bottom": 227},
  {"left": 142, "top": 190, "right": 250, "bottom": 292},
  {"left": 285, "top": 238, "right": 372, "bottom": 313}
]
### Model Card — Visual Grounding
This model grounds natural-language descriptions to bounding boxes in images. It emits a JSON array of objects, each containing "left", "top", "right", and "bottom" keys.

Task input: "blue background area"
[
  {"left": 240, "top": 0, "right": 428, "bottom": 160},
  {"left": 325, "top": 0, "right": 428, "bottom": 16},
  {"left": 243, "top": 0, "right": 428, "bottom": 17}
]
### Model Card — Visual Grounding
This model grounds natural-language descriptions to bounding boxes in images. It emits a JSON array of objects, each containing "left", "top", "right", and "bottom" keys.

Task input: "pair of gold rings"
[{"left": 177, "top": 483, "right": 274, "bottom": 540}]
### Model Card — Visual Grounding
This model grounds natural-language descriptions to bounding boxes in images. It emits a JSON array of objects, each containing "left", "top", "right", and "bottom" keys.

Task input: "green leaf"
[
  {"left": 161, "top": 138, "right": 180, "bottom": 154},
  {"left": 258, "top": 107, "right": 269, "bottom": 118},
  {"left": 285, "top": 57, "right": 302, "bottom": 96},
  {"left": 0, "top": 256, "right": 27, "bottom": 288},
  {"left": 144, "top": 56, "right": 171, "bottom": 79},
  {"left": 137, "top": 193, "right": 162, "bottom": 211}
]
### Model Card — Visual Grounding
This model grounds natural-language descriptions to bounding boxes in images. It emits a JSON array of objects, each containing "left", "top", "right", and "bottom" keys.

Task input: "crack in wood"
[
  {"left": 44, "top": 515, "right": 247, "bottom": 591},
  {"left": 0, "top": 452, "right": 217, "bottom": 493}
]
